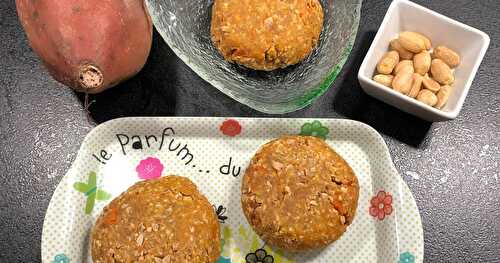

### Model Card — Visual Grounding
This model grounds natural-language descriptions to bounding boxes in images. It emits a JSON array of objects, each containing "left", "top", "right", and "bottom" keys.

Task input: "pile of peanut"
[{"left": 373, "top": 31, "right": 461, "bottom": 109}]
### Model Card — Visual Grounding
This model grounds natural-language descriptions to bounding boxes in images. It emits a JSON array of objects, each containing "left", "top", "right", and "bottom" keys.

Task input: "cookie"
[
  {"left": 91, "top": 176, "right": 220, "bottom": 263},
  {"left": 211, "top": 0, "right": 324, "bottom": 71},
  {"left": 241, "top": 136, "right": 359, "bottom": 251}
]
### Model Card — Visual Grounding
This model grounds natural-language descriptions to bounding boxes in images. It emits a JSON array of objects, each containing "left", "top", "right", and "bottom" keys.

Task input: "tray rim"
[{"left": 41, "top": 117, "right": 424, "bottom": 262}]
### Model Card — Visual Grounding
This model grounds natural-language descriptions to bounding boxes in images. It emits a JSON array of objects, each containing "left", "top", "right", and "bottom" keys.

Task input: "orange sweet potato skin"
[{"left": 16, "top": 0, "right": 153, "bottom": 93}]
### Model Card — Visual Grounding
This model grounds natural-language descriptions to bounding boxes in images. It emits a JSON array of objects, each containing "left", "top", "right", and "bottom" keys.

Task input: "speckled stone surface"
[{"left": 0, "top": 0, "right": 498, "bottom": 262}]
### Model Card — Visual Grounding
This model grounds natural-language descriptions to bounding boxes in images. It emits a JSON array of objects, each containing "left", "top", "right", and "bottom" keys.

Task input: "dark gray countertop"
[{"left": 0, "top": 0, "right": 499, "bottom": 262}]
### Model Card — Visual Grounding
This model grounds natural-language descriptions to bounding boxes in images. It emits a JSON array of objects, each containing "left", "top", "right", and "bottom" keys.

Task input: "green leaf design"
[
  {"left": 239, "top": 225, "right": 248, "bottom": 240},
  {"left": 74, "top": 171, "right": 110, "bottom": 215},
  {"left": 88, "top": 171, "right": 97, "bottom": 187},
  {"left": 85, "top": 192, "right": 96, "bottom": 215},
  {"left": 223, "top": 226, "right": 232, "bottom": 240},
  {"left": 220, "top": 238, "right": 225, "bottom": 253},
  {"left": 299, "top": 123, "right": 313, "bottom": 135},
  {"left": 73, "top": 182, "right": 92, "bottom": 193},
  {"left": 299, "top": 121, "right": 329, "bottom": 140},
  {"left": 250, "top": 234, "right": 260, "bottom": 252},
  {"left": 96, "top": 190, "right": 111, "bottom": 201}
]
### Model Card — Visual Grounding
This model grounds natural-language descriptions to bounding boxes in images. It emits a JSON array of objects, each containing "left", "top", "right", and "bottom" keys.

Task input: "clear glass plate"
[{"left": 145, "top": 0, "right": 362, "bottom": 114}]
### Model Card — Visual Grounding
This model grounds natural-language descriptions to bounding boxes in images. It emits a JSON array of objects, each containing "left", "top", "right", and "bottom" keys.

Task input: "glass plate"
[{"left": 145, "top": 0, "right": 362, "bottom": 114}]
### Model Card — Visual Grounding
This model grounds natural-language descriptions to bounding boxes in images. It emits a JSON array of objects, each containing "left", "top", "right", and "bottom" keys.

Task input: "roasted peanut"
[
  {"left": 390, "top": 39, "right": 414, "bottom": 60},
  {"left": 417, "top": 89, "right": 438, "bottom": 106},
  {"left": 433, "top": 46, "right": 461, "bottom": 68},
  {"left": 435, "top": 85, "right": 452, "bottom": 109},
  {"left": 408, "top": 73, "right": 423, "bottom": 98},
  {"left": 392, "top": 71, "right": 413, "bottom": 95},
  {"left": 399, "top": 31, "right": 426, "bottom": 53},
  {"left": 413, "top": 51, "right": 431, "bottom": 75},
  {"left": 373, "top": 31, "right": 459, "bottom": 110},
  {"left": 431, "top": 59, "right": 454, "bottom": 85},
  {"left": 414, "top": 32, "right": 432, "bottom": 50},
  {"left": 373, "top": 74, "right": 394, "bottom": 87},
  {"left": 422, "top": 75, "right": 441, "bottom": 93},
  {"left": 394, "top": 60, "right": 414, "bottom": 75},
  {"left": 377, "top": 51, "right": 400, "bottom": 74}
]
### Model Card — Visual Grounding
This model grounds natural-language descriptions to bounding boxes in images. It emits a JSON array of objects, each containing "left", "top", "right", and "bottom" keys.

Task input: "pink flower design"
[
  {"left": 369, "top": 190, "right": 393, "bottom": 220},
  {"left": 136, "top": 157, "right": 164, "bottom": 180}
]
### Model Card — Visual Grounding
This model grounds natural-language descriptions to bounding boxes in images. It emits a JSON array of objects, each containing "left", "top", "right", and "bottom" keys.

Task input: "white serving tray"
[{"left": 41, "top": 117, "right": 423, "bottom": 263}]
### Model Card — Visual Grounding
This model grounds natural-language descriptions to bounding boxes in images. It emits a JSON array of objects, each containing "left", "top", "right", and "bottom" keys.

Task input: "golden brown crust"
[
  {"left": 241, "top": 136, "right": 359, "bottom": 251},
  {"left": 91, "top": 176, "right": 220, "bottom": 263},
  {"left": 210, "top": 0, "right": 324, "bottom": 71}
]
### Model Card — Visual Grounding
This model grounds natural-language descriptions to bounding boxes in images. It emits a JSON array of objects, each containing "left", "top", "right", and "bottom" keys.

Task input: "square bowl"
[
  {"left": 358, "top": 0, "right": 490, "bottom": 122},
  {"left": 146, "top": 0, "right": 362, "bottom": 114}
]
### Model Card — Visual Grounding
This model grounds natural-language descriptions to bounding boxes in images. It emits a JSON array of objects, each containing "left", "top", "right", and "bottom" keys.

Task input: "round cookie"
[
  {"left": 241, "top": 136, "right": 359, "bottom": 251},
  {"left": 91, "top": 176, "right": 220, "bottom": 263},
  {"left": 211, "top": 0, "right": 324, "bottom": 71}
]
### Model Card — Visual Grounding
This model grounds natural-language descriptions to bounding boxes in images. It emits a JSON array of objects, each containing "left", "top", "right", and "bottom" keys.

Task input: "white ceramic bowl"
[{"left": 358, "top": 0, "right": 490, "bottom": 122}]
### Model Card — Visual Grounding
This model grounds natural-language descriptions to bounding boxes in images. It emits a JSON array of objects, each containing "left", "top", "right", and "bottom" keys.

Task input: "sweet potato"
[{"left": 16, "top": 0, "right": 153, "bottom": 93}]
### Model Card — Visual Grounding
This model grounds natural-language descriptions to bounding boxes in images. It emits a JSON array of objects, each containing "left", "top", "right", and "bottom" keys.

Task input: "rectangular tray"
[{"left": 41, "top": 117, "right": 424, "bottom": 263}]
